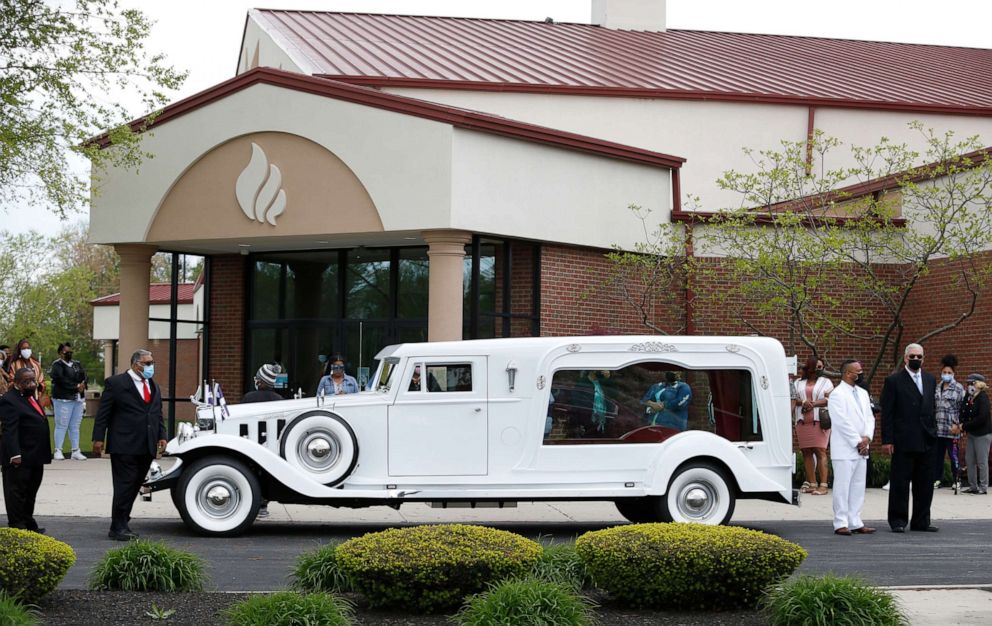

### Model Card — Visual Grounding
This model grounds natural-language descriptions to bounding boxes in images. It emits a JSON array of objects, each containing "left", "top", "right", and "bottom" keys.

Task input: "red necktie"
[
  {"left": 28, "top": 396, "right": 44, "bottom": 416},
  {"left": 143, "top": 380, "right": 152, "bottom": 403}
]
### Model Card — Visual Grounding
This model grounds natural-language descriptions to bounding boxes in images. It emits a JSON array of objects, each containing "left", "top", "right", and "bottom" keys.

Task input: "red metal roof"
[
  {"left": 95, "top": 67, "right": 685, "bottom": 169},
  {"left": 92, "top": 283, "right": 196, "bottom": 307},
  {"left": 250, "top": 10, "right": 992, "bottom": 115}
]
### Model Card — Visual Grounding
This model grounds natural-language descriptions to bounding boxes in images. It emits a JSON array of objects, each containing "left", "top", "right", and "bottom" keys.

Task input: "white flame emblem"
[{"left": 235, "top": 143, "right": 286, "bottom": 226}]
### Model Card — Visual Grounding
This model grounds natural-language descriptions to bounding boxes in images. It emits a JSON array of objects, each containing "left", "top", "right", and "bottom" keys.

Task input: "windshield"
[{"left": 375, "top": 357, "right": 399, "bottom": 392}]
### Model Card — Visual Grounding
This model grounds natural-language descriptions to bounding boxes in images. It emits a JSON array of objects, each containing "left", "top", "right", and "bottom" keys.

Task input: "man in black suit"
[
  {"left": 881, "top": 342, "right": 939, "bottom": 533},
  {"left": 92, "top": 349, "right": 167, "bottom": 540},
  {"left": 0, "top": 368, "right": 53, "bottom": 533}
]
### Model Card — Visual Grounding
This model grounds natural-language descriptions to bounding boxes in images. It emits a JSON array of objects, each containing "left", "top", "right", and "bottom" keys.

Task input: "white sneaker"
[
  {"left": 53, "top": 449, "right": 65, "bottom": 460},
  {"left": 70, "top": 449, "right": 87, "bottom": 460},
  {"left": 882, "top": 481, "right": 890, "bottom": 491}
]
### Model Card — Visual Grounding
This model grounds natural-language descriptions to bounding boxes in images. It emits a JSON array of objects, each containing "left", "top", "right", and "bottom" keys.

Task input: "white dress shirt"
[{"left": 127, "top": 368, "right": 150, "bottom": 399}]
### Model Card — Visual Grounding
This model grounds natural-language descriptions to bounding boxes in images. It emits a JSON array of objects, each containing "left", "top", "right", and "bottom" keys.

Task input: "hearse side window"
[
  {"left": 543, "top": 363, "right": 763, "bottom": 445},
  {"left": 423, "top": 363, "right": 473, "bottom": 393}
]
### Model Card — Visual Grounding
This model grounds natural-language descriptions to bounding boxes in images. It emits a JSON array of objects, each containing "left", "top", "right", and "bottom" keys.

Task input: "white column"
[{"left": 422, "top": 230, "right": 472, "bottom": 342}]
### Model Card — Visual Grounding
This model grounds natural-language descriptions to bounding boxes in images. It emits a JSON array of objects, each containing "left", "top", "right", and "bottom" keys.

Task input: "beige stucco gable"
[{"left": 147, "top": 132, "right": 383, "bottom": 243}]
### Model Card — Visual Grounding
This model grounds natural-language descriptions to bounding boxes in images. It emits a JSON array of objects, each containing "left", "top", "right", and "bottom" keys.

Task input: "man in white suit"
[{"left": 829, "top": 360, "right": 876, "bottom": 535}]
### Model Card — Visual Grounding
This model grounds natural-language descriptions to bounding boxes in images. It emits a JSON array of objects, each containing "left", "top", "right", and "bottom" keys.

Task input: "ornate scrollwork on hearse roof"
[{"left": 629, "top": 341, "right": 678, "bottom": 353}]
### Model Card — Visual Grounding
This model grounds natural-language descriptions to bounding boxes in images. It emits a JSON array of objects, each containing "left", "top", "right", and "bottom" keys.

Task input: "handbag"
[{"left": 818, "top": 408, "right": 831, "bottom": 430}]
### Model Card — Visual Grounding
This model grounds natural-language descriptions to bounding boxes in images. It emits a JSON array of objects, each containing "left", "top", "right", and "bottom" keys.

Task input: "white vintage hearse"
[{"left": 145, "top": 336, "right": 798, "bottom": 536}]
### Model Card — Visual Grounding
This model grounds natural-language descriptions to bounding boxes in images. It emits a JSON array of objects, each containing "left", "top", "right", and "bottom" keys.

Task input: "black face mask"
[
  {"left": 907, "top": 359, "right": 923, "bottom": 371},
  {"left": 18, "top": 383, "right": 38, "bottom": 396},
  {"left": 855, "top": 373, "right": 865, "bottom": 386},
  {"left": 63, "top": 352, "right": 73, "bottom": 361}
]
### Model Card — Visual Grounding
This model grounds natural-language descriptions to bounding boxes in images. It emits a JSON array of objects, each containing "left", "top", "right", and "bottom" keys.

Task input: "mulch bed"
[{"left": 37, "top": 590, "right": 769, "bottom": 625}]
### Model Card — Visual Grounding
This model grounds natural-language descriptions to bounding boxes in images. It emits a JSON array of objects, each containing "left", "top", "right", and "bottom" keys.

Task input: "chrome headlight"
[{"left": 196, "top": 414, "right": 215, "bottom": 431}]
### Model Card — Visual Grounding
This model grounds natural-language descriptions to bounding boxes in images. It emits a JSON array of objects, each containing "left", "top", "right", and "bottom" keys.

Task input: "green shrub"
[
  {"left": 0, "top": 528, "right": 76, "bottom": 602},
  {"left": 336, "top": 524, "right": 542, "bottom": 613},
  {"left": 575, "top": 523, "right": 806, "bottom": 610},
  {"left": 868, "top": 454, "right": 891, "bottom": 488},
  {"left": 0, "top": 591, "right": 38, "bottom": 626},
  {"left": 529, "top": 543, "right": 594, "bottom": 591},
  {"left": 455, "top": 579, "right": 597, "bottom": 626},
  {"left": 89, "top": 540, "right": 207, "bottom": 592},
  {"left": 224, "top": 591, "right": 354, "bottom": 626},
  {"left": 761, "top": 575, "right": 908, "bottom": 626},
  {"left": 290, "top": 543, "right": 353, "bottom": 593}
]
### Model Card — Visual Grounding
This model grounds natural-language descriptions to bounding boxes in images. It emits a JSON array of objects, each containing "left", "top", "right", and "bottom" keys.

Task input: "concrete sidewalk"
[{"left": 10, "top": 457, "right": 992, "bottom": 625}]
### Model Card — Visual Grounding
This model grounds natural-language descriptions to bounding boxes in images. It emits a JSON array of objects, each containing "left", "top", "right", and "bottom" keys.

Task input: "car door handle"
[{"left": 474, "top": 408, "right": 482, "bottom": 413}]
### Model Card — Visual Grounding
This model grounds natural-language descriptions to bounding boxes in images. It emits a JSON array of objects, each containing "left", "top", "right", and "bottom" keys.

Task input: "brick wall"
[
  {"left": 207, "top": 255, "right": 246, "bottom": 400},
  {"left": 540, "top": 244, "right": 685, "bottom": 336}
]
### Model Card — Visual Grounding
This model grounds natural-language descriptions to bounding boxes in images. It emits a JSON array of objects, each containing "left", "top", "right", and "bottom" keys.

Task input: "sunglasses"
[{"left": 907, "top": 355, "right": 923, "bottom": 361}]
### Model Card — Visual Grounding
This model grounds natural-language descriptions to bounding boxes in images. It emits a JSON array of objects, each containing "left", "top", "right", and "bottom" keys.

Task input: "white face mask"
[{"left": 20, "top": 348, "right": 31, "bottom": 360}]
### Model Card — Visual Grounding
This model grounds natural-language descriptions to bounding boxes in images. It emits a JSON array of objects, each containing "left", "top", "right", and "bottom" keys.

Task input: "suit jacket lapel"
[{"left": 122, "top": 372, "right": 146, "bottom": 406}]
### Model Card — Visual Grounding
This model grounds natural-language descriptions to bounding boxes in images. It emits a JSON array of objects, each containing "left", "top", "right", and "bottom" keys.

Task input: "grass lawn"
[{"left": 47, "top": 416, "right": 97, "bottom": 454}]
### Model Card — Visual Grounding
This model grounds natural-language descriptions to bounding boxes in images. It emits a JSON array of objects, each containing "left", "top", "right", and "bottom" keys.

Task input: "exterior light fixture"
[{"left": 506, "top": 360, "right": 518, "bottom": 392}]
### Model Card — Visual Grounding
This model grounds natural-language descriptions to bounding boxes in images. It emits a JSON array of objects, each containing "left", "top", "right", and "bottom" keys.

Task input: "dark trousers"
[
  {"left": 933, "top": 437, "right": 960, "bottom": 483},
  {"left": 110, "top": 453, "right": 153, "bottom": 533},
  {"left": 2, "top": 464, "right": 44, "bottom": 530},
  {"left": 888, "top": 445, "right": 936, "bottom": 530}
]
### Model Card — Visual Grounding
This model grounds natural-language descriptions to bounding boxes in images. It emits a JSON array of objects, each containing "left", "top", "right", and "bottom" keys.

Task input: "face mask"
[
  {"left": 63, "top": 351, "right": 73, "bottom": 361},
  {"left": 142, "top": 364, "right": 155, "bottom": 379},
  {"left": 20, "top": 348, "right": 32, "bottom": 359},
  {"left": 855, "top": 373, "right": 865, "bottom": 385},
  {"left": 318, "top": 355, "right": 328, "bottom": 363},
  {"left": 941, "top": 373, "right": 954, "bottom": 383},
  {"left": 907, "top": 359, "right": 922, "bottom": 371},
  {"left": 968, "top": 385, "right": 976, "bottom": 395},
  {"left": 19, "top": 382, "right": 37, "bottom": 396}
]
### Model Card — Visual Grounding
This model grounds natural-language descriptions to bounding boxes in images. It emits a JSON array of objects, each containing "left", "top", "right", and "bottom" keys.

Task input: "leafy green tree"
[
  {"left": 1, "top": 0, "right": 186, "bottom": 217},
  {"left": 695, "top": 124, "right": 992, "bottom": 382},
  {"left": 603, "top": 204, "right": 692, "bottom": 334}
]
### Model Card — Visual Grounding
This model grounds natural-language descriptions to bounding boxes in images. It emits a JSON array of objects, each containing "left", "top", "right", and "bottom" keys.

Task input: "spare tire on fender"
[{"left": 279, "top": 411, "right": 359, "bottom": 486}]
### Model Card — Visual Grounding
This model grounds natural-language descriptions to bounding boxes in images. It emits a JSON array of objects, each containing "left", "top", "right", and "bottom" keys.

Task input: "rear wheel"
[
  {"left": 175, "top": 456, "right": 261, "bottom": 537},
  {"left": 615, "top": 498, "right": 657, "bottom": 523},
  {"left": 656, "top": 462, "right": 735, "bottom": 525}
]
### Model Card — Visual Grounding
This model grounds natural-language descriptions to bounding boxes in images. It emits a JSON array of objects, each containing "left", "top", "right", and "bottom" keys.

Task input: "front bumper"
[{"left": 142, "top": 458, "right": 184, "bottom": 493}]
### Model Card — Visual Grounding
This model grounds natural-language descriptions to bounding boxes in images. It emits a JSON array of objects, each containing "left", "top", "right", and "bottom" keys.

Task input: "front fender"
[
  {"left": 644, "top": 432, "right": 784, "bottom": 496},
  {"left": 167, "top": 434, "right": 347, "bottom": 499}
]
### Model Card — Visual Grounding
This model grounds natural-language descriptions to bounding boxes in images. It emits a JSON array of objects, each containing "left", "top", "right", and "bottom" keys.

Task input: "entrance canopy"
[{"left": 90, "top": 68, "right": 682, "bottom": 254}]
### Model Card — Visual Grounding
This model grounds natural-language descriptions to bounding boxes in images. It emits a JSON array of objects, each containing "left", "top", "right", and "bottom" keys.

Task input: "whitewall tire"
[
  {"left": 279, "top": 411, "right": 358, "bottom": 486},
  {"left": 656, "top": 462, "right": 735, "bottom": 525},
  {"left": 176, "top": 456, "right": 261, "bottom": 537}
]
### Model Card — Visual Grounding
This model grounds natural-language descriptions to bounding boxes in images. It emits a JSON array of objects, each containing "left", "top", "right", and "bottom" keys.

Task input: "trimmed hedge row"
[
  {"left": 0, "top": 529, "right": 76, "bottom": 602},
  {"left": 576, "top": 522, "right": 807, "bottom": 610},
  {"left": 336, "top": 524, "right": 542, "bottom": 613}
]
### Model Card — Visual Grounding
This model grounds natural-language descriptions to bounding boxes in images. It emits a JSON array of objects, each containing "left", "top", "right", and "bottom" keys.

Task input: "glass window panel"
[
  {"left": 397, "top": 248, "right": 429, "bottom": 319},
  {"left": 346, "top": 248, "right": 390, "bottom": 319},
  {"left": 425, "top": 363, "right": 473, "bottom": 392},
  {"left": 544, "top": 363, "right": 761, "bottom": 445},
  {"left": 252, "top": 261, "right": 281, "bottom": 320},
  {"left": 344, "top": 321, "right": 385, "bottom": 390}
]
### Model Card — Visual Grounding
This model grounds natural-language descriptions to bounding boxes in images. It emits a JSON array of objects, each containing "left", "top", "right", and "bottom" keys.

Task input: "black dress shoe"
[
  {"left": 108, "top": 529, "right": 139, "bottom": 541},
  {"left": 891, "top": 526, "right": 906, "bottom": 533},
  {"left": 30, "top": 528, "right": 45, "bottom": 535},
  {"left": 911, "top": 525, "right": 939, "bottom": 532}
]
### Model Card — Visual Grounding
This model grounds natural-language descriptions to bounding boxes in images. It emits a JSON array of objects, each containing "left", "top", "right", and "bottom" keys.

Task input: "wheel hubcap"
[
  {"left": 197, "top": 478, "right": 240, "bottom": 519},
  {"left": 298, "top": 430, "right": 340, "bottom": 471},
  {"left": 206, "top": 485, "right": 231, "bottom": 506},
  {"left": 678, "top": 482, "right": 716, "bottom": 520}
]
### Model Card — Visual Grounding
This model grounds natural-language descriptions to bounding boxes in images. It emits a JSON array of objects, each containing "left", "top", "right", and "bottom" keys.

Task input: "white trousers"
[{"left": 832, "top": 457, "right": 867, "bottom": 530}]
